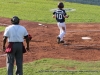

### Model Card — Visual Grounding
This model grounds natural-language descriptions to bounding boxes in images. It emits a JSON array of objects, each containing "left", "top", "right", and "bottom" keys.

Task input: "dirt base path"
[{"left": 0, "top": 17, "right": 100, "bottom": 68}]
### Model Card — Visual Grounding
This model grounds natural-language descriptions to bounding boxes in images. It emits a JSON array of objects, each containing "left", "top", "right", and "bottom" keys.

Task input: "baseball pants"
[
  {"left": 57, "top": 22, "right": 66, "bottom": 41},
  {"left": 6, "top": 42, "right": 23, "bottom": 75}
]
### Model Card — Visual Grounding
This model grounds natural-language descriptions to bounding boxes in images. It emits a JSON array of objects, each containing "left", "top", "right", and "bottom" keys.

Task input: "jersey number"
[{"left": 56, "top": 14, "right": 63, "bottom": 19}]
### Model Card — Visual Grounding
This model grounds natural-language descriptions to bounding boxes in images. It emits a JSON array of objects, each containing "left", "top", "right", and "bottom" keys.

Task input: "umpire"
[{"left": 2, "top": 16, "right": 30, "bottom": 75}]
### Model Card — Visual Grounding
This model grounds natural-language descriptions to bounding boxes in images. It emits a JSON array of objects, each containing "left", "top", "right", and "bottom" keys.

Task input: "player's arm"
[
  {"left": 2, "top": 27, "right": 9, "bottom": 52},
  {"left": 52, "top": 11, "right": 56, "bottom": 18},
  {"left": 64, "top": 15, "right": 69, "bottom": 18},
  {"left": 23, "top": 27, "right": 30, "bottom": 51},
  {"left": 52, "top": 15, "right": 56, "bottom": 18},
  {"left": 2, "top": 36, "right": 7, "bottom": 52},
  {"left": 24, "top": 35, "right": 29, "bottom": 51},
  {"left": 63, "top": 10, "right": 69, "bottom": 18}
]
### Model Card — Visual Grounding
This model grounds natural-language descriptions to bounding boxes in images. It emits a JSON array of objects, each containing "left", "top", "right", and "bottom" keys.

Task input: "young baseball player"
[{"left": 53, "top": 2, "right": 69, "bottom": 44}]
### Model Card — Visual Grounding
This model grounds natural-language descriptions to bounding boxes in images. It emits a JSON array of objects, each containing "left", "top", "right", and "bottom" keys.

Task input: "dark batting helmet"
[
  {"left": 58, "top": 2, "right": 64, "bottom": 9},
  {"left": 11, "top": 16, "right": 20, "bottom": 24}
]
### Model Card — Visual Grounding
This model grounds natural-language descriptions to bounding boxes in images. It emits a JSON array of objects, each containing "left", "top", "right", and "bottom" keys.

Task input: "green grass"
[
  {"left": 0, "top": 0, "right": 100, "bottom": 75},
  {"left": 0, "top": 26, "right": 5, "bottom": 32},
  {"left": 0, "top": 0, "right": 100, "bottom": 23},
  {"left": 0, "top": 58, "right": 100, "bottom": 75}
]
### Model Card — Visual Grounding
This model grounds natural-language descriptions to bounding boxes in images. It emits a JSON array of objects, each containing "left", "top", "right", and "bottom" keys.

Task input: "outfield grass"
[
  {"left": 0, "top": 58, "right": 100, "bottom": 75},
  {"left": 0, "top": 0, "right": 100, "bottom": 75},
  {"left": 0, "top": 0, "right": 100, "bottom": 23}
]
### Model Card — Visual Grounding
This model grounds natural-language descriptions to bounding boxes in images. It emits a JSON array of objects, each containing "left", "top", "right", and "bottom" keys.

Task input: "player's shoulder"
[
  {"left": 56, "top": 9, "right": 66, "bottom": 12},
  {"left": 61, "top": 9, "right": 66, "bottom": 12},
  {"left": 19, "top": 25, "right": 26, "bottom": 29},
  {"left": 19, "top": 25, "right": 27, "bottom": 31},
  {"left": 4, "top": 25, "right": 13, "bottom": 31},
  {"left": 6, "top": 25, "right": 13, "bottom": 29}
]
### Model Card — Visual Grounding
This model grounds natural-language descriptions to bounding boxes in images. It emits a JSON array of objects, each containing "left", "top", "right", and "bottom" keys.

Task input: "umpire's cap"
[
  {"left": 58, "top": 2, "right": 64, "bottom": 9},
  {"left": 11, "top": 16, "right": 20, "bottom": 24}
]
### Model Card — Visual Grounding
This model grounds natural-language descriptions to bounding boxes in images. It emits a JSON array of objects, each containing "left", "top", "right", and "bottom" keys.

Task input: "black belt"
[
  {"left": 59, "top": 22, "right": 64, "bottom": 23},
  {"left": 9, "top": 42, "right": 22, "bottom": 43}
]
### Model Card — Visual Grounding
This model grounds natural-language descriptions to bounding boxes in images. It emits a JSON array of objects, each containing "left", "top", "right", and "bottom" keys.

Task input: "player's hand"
[
  {"left": 64, "top": 15, "right": 69, "bottom": 18},
  {"left": 26, "top": 47, "right": 29, "bottom": 51}
]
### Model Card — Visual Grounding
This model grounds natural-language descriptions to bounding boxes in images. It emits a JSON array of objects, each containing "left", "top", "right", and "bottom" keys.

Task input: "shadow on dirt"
[{"left": 63, "top": 43, "right": 100, "bottom": 50}]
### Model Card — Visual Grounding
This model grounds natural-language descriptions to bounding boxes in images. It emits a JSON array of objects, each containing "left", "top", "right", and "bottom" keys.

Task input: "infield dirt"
[{"left": 0, "top": 17, "right": 100, "bottom": 68}]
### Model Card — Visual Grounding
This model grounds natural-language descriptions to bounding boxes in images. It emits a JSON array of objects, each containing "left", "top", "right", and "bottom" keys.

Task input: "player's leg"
[
  {"left": 57, "top": 22, "right": 62, "bottom": 43},
  {"left": 15, "top": 43, "right": 23, "bottom": 75},
  {"left": 6, "top": 53, "right": 14, "bottom": 75},
  {"left": 61, "top": 24, "right": 66, "bottom": 43},
  {"left": 62, "top": 22, "right": 66, "bottom": 37},
  {"left": 58, "top": 22, "right": 66, "bottom": 42}
]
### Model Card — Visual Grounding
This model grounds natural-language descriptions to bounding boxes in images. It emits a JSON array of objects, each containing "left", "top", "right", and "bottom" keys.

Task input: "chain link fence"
[{"left": 66, "top": 0, "right": 100, "bottom": 5}]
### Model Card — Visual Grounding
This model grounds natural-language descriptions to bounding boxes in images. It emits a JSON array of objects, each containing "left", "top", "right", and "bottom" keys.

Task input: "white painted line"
[
  {"left": 50, "top": 8, "right": 76, "bottom": 12},
  {"left": 64, "top": 8, "right": 76, "bottom": 12},
  {"left": 0, "top": 23, "right": 8, "bottom": 25}
]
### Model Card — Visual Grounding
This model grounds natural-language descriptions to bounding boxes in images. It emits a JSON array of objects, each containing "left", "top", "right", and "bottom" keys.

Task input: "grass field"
[
  {"left": 0, "top": 0, "right": 100, "bottom": 75},
  {"left": 0, "top": 26, "right": 5, "bottom": 32},
  {"left": 0, "top": 58, "right": 100, "bottom": 75},
  {"left": 0, "top": 0, "right": 100, "bottom": 23}
]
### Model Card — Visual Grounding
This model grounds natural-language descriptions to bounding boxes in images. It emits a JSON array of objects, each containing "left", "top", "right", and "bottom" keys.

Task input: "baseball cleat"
[
  {"left": 57, "top": 37, "right": 60, "bottom": 44},
  {"left": 60, "top": 40, "right": 64, "bottom": 43}
]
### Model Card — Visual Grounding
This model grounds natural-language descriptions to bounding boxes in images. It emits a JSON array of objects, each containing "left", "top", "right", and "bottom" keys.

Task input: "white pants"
[{"left": 57, "top": 22, "right": 66, "bottom": 41}]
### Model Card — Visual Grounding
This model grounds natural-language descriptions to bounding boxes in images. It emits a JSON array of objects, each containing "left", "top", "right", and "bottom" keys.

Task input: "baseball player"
[{"left": 53, "top": 2, "right": 69, "bottom": 44}]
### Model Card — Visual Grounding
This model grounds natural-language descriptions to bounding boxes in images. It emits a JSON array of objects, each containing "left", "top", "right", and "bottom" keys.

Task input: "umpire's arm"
[
  {"left": 2, "top": 36, "right": 7, "bottom": 52},
  {"left": 24, "top": 35, "right": 30, "bottom": 51}
]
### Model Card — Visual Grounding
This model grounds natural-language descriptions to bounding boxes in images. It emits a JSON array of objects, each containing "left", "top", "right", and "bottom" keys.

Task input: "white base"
[{"left": 82, "top": 37, "right": 91, "bottom": 40}]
